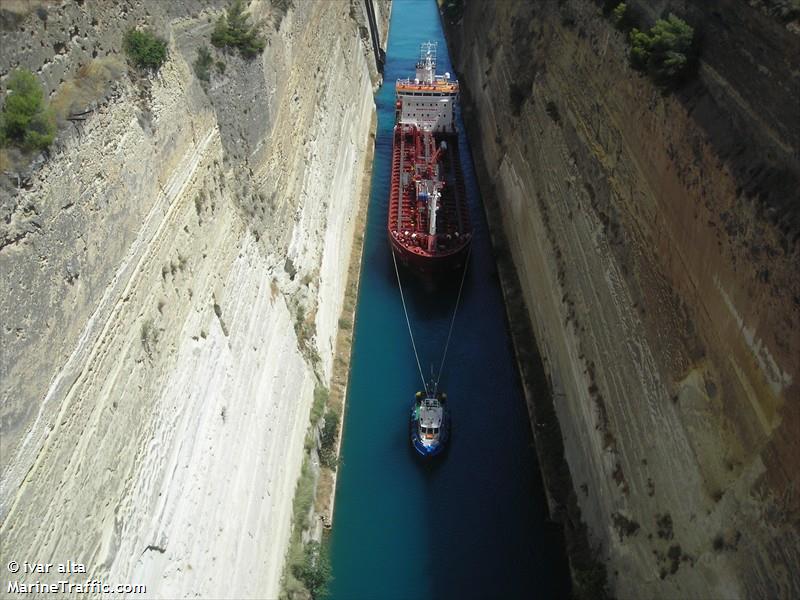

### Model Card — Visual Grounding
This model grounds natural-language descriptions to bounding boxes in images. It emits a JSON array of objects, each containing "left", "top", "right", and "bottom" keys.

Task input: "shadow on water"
[
  {"left": 398, "top": 266, "right": 469, "bottom": 322},
  {"left": 329, "top": 1, "right": 571, "bottom": 598}
]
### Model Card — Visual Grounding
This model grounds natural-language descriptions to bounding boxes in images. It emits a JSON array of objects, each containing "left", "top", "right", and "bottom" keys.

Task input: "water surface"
[{"left": 329, "top": 2, "right": 570, "bottom": 597}]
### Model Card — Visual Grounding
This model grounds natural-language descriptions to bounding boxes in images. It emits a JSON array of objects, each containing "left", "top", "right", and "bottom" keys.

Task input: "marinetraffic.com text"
[{"left": 5, "top": 560, "right": 146, "bottom": 595}]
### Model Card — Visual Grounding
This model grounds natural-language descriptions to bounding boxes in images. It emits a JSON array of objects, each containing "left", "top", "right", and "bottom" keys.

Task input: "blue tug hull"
[{"left": 410, "top": 398, "right": 450, "bottom": 458}]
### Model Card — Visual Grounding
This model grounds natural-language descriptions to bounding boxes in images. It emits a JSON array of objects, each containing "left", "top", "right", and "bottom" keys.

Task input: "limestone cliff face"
[
  {"left": 444, "top": 1, "right": 799, "bottom": 597},
  {"left": 0, "top": 1, "right": 386, "bottom": 597}
]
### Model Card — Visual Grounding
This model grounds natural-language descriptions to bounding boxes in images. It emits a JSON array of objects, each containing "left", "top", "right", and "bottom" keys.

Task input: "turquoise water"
[{"left": 329, "top": 1, "right": 570, "bottom": 598}]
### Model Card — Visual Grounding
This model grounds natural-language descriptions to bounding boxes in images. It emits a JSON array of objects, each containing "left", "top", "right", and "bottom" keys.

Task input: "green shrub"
[
  {"left": 282, "top": 449, "right": 324, "bottom": 598},
  {"left": 629, "top": 14, "right": 696, "bottom": 87},
  {"left": 292, "top": 458, "right": 315, "bottom": 530},
  {"left": 211, "top": 0, "right": 266, "bottom": 58},
  {"left": 611, "top": 3, "right": 632, "bottom": 31},
  {"left": 319, "top": 411, "right": 339, "bottom": 468},
  {"left": 311, "top": 384, "right": 328, "bottom": 424},
  {"left": 124, "top": 29, "right": 168, "bottom": 70},
  {"left": 194, "top": 45, "right": 213, "bottom": 82},
  {"left": 292, "top": 540, "right": 332, "bottom": 600},
  {"left": 0, "top": 69, "right": 56, "bottom": 152},
  {"left": 320, "top": 412, "right": 339, "bottom": 451}
]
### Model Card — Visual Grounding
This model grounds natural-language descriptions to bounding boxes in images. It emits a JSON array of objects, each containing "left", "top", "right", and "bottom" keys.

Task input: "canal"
[{"left": 329, "top": 1, "right": 571, "bottom": 598}]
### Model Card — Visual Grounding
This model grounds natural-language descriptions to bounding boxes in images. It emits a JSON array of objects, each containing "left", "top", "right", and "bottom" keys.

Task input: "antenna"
[
  {"left": 415, "top": 41, "right": 438, "bottom": 84},
  {"left": 419, "top": 41, "right": 437, "bottom": 68}
]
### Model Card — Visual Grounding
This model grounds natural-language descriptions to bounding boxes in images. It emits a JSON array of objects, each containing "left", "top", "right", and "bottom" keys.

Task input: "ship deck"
[
  {"left": 396, "top": 79, "right": 459, "bottom": 94},
  {"left": 387, "top": 124, "right": 470, "bottom": 261}
]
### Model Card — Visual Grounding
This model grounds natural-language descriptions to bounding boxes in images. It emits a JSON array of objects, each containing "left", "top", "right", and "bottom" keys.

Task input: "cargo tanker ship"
[{"left": 387, "top": 42, "right": 471, "bottom": 273}]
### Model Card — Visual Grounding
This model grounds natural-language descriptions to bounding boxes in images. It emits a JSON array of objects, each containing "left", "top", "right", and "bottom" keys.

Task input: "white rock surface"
[{"left": 0, "top": 1, "right": 385, "bottom": 597}]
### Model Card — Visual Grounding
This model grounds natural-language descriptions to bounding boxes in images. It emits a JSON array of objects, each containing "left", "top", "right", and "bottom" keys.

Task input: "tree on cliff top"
[
  {"left": 194, "top": 45, "right": 214, "bottom": 82},
  {"left": 0, "top": 69, "right": 56, "bottom": 153},
  {"left": 211, "top": 0, "right": 266, "bottom": 58},
  {"left": 629, "top": 14, "right": 697, "bottom": 87},
  {"left": 123, "top": 29, "right": 168, "bottom": 71}
]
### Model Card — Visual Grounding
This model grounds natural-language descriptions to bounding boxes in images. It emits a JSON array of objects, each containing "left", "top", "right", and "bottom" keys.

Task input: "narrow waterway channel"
[{"left": 329, "top": 1, "right": 571, "bottom": 597}]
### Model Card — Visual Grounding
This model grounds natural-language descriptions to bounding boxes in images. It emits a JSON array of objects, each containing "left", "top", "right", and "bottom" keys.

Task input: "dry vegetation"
[{"left": 50, "top": 57, "right": 125, "bottom": 126}]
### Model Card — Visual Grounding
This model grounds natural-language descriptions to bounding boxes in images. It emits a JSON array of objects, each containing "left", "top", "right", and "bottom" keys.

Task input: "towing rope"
[
  {"left": 433, "top": 245, "right": 471, "bottom": 397},
  {"left": 391, "top": 248, "right": 429, "bottom": 396},
  {"left": 391, "top": 245, "right": 471, "bottom": 398}
]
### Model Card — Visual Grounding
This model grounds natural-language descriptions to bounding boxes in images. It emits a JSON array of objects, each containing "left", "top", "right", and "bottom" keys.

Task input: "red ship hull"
[
  {"left": 389, "top": 230, "right": 470, "bottom": 273},
  {"left": 387, "top": 124, "right": 471, "bottom": 274}
]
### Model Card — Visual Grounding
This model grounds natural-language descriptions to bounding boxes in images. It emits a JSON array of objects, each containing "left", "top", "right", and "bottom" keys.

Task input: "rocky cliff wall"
[
  {"left": 444, "top": 1, "right": 799, "bottom": 597},
  {"left": 0, "top": 1, "right": 383, "bottom": 597}
]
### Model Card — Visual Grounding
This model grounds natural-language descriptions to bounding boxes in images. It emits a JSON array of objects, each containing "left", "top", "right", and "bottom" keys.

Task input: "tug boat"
[
  {"left": 410, "top": 390, "right": 450, "bottom": 458},
  {"left": 388, "top": 42, "right": 471, "bottom": 273}
]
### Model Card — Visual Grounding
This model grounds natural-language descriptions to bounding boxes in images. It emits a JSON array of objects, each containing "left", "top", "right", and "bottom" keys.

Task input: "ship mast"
[{"left": 415, "top": 41, "right": 437, "bottom": 84}]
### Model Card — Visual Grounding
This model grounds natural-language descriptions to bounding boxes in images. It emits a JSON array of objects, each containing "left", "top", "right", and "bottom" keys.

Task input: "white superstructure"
[{"left": 395, "top": 41, "right": 459, "bottom": 133}]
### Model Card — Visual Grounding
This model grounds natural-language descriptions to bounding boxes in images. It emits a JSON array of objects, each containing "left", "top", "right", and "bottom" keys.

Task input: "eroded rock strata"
[
  {"left": 0, "top": 1, "right": 388, "bottom": 597},
  {"left": 444, "top": 1, "right": 799, "bottom": 597}
]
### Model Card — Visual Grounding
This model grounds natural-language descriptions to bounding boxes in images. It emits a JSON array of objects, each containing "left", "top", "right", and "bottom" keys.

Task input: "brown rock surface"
[{"left": 444, "top": 0, "right": 799, "bottom": 597}]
